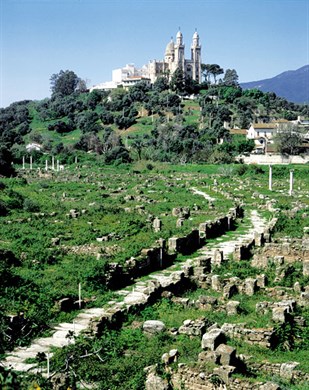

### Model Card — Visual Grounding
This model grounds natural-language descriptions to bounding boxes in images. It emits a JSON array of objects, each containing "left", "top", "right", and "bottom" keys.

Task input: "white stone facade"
[
  {"left": 146, "top": 30, "right": 202, "bottom": 83},
  {"left": 90, "top": 30, "right": 202, "bottom": 91}
]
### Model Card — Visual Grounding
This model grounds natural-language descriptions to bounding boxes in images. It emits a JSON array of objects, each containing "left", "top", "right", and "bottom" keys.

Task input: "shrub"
[
  {"left": 237, "top": 164, "right": 248, "bottom": 176},
  {"left": 0, "top": 200, "right": 8, "bottom": 216},
  {"left": 23, "top": 198, "right": 40, "bottom": 212}
]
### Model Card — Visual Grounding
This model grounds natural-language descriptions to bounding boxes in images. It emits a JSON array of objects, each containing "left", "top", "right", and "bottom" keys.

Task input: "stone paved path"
[
  {"left": 191, "top": 187, "right": 215, "bottom": 202},
  {"left": 199, "top": 209, "right": 267, "bottom": 260},
  {"left": 1, "top": 204, "right": 267, "bottom": 374}
]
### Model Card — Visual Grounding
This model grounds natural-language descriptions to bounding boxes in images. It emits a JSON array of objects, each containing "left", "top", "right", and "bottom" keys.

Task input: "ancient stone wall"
[
  {"left": 105, "top": 205, "right": 244, "bottom": 289},
  {"left": 252, "top": 239, "right": 309, "bottom": 269},
  {"left": 169, "top": 364, "right": 278, "bottom": 390}
]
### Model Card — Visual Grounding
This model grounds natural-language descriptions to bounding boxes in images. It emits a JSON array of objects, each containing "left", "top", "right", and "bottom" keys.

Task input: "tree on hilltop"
[
  {"left": 223, "top": 69, "right": 239, "bottom": 86},
  {"left": 50, "top": 70, "right": 84, "bottom": 97},
  {"left": 170, "top": 68, "right": 185, "bottom": 93},
  {"left": 202, "top": 64, "right": 224, "bottom": 84}
]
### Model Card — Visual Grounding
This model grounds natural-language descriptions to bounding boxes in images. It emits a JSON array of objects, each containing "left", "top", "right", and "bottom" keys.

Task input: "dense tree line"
[{"left": 0, "top": 67, "right": 308, "bottom": 173}]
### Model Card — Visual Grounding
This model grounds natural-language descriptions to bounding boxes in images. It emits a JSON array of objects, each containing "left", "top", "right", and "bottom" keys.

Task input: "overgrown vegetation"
[
  {"left": 0, "top": 69, "right": 308, "bottom": 389},
  {"left": 1, "top": 68, "right": 308, "bottom": 174}
]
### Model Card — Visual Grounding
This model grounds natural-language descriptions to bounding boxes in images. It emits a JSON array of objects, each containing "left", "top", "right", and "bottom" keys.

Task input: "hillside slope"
[{"left": 240, "top": 65, "right": 309, "bottom": 104}]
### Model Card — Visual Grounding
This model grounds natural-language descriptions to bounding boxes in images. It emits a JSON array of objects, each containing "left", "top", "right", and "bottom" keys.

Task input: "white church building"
[{"left": 90, "top": 30, "right": 202, "bottom": 92}]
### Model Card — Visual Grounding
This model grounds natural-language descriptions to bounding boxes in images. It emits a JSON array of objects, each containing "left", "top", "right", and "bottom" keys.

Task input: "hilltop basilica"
[
  {"left": 147, "top": 30, "right": 202, "bottom": 83},
  {"left": 90, "top": 30, "right": 202, "bottom": 91}
]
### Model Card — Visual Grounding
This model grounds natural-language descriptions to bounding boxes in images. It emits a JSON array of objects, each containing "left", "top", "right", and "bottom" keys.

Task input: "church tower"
[
  {"left": 164, "top": 38, "right": 175, "bottom": 64},
  {"left": 174, "top": 30, "right": 185, "bottom": 73},
  {"left": 146, "top": 29, "right": 202, "bottom": 84},
  {"left": 191, "top": 30, "right": 201, "bottom": 82}
]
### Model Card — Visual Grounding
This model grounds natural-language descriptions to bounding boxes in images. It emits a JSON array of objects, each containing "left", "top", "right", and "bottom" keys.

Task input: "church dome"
[
  {"left": 176, "top": 30, "right": 183, "bottom": 39},
  {"left": 193, "top": 31, "right": 199, "bottom": 39},
  {"left": 165, "top": 39, "right": 175, "bottom": 54}
]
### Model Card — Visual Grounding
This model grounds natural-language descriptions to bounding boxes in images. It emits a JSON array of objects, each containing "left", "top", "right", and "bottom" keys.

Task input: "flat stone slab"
[
  {"left": 191, "top": 187, "right": 215, "bottom": 202},
  {"left": 54, "top": 322, "right": 84, "bottom": 331},
  {"left": 124, "top": 291, "right": 148, "bottom": 305},
  {"left": 2, "top": 361, "right": 37, "bottom": 372},
  {"left": 198, "top": 210, "right": 267, "bottom": 259}
]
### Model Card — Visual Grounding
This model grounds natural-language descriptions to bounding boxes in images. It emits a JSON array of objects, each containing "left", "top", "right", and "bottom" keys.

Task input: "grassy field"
[{"left": 1, "top": 161, "right": 308, "bottom": 388}]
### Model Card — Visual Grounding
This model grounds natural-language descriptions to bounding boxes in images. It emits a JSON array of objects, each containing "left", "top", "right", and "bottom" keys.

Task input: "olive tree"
[{"left": 274, "top": 124, "right": 303, "bottom": 155}]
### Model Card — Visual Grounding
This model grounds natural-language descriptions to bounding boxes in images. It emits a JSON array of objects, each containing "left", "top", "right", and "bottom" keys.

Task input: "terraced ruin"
[{"left": 0, "top": 162, "right": 308, "bottom": 389}]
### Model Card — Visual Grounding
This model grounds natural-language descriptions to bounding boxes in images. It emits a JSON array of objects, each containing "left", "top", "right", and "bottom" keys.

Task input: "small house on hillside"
[
  {"left": 247, "top": 123, "right": 278, "bottom": 153},
  {"left": 247, "top": 123, "right": 277, "bottom": 140}
]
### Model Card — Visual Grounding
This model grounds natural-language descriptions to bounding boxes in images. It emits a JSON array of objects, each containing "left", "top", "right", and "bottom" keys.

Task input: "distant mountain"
[{"left": 240, "top": 65, "right": 309, "bottom": 104}]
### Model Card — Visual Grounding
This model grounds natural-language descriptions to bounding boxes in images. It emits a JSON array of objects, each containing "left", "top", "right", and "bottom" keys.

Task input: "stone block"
[
  {"left": 145, "top": 373, "right": 169, "bottom": 390},
  {"left": 244, "top": 278, "right": 258, "bottom": 296},
  {"left": 274, "top": 256, "right": 284, "bottom": 266},
  {"left": 303, "top": 260, "right": 309, "bottom": 276},
  {"left": 213, "top": 365, "right": 235, "bottom": 384},
  {"left": 272, "top": 307, "right": 288, "bottom": 323},
  {"left": 223, "top": 283, "right": 238, "bottom": 299},
  {"left": 176, "top": 218, "right": 185, "bottom": 227},
  {"left": 300, "top": 292, "right": 309, "bottom": 306},
  {"left": 279, "top": 361, "right": 299, "bottom": 380},
  {"left": 294, "top": 282, "right": 302, "bottom": 293},
  {"left": 168, "top": 237, "right": 179, "bottom": 252},
  {"left": 256, "top": 301, "right": 270, "bottom": 315},
  {"left": 197, "top": 295, "right": 217, "bottom": 308},
  {"left": 254, "top": 232, "right": 264, "bottom": 247},
  {"left": 153, "top": 217, "right": 161, "bottom": 232},
  {"left": 212, "top": 249, "right": 223, "bottom": 267},
  {"left": 143, "top": 320, "right": 166, "bottom": 335},
  {"left": 198, "top": 351, "right": 219, "bottom": 364},
  {"left": 256, "top": 274, "right": 267, "bottom": 288},
  {"left": 51, "top": 237, "right": 60, "bottom": 246},
  {"left": 179, "top": 318, "right": 206, "bottom": 337},
  {"left": 199, "top": 223, "right": 207, "bottom": 237},
  {"left": 201, "top": 328, "right": 226, "bottom": 351},
  {"left": 259, "top": 382, "right": 281, "bottom": 390},
  {"left": 211, "top": 275, "right": 222, "bottom": 292},
  {"left": 215, "top": 343, "right": 237, "bottom": 366},
  {"left": 169, "top": 348, "right": 179, "bottom": 362},
  {"left": 275, "top": 299, "right": 296, "bottom": 313},
  {"left": 162, "top": 349, "right": 178, "bottom": 365},
  {"left": 233, "top": 245, "right": 242, "bottom": 261},
  {"left": 172, "top": 207, "right": 182, "bottom": 217},
  {"left": 226, "top": 301, "right": 240, "bottom": 316}
]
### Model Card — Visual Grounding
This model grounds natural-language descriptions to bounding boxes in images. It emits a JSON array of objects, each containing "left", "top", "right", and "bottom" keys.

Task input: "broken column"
[
  {"left": 289, "top": 169, "right": 294, "bottom": 196},
  {"left": 153, "top": 218, "right": 161, "bottom": 232}
]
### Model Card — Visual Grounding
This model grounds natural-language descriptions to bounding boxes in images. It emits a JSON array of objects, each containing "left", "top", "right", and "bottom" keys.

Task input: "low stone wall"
[
  {"left": 168, "top": 229, "right": 200, "bottom": 255},
  {"left": 240, "top": 154, "right": 309, "bottom": 165},
  {"left": 250, "top": 361, "right": 309, "bottom": 383},
  {"left": 105, "top": 205, "right": 244, "bottom": 289},
  {"left": 222, "top": 323, "right": 276, "bottom": 349},
  {"left": 252, "top": 239, "right": 309, "bottom": 269},
  {"left": 170, "top": 364, "right": 277, "bottom": 390},
  {"left": 199, "top": 205, "right": 244, "bottom": 240},
  {"left": 88, "top": 268, "right": 193, "bottom": 335}
]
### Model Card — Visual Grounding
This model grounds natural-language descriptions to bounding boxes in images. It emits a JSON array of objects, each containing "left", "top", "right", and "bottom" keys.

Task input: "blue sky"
[{"left": 1, "top": 0, "right": 308, "bottom": 108}]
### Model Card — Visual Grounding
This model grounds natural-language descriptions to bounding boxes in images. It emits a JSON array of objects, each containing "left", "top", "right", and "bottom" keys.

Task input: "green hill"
[{"left": 0, "top": 77, "right": 308, "bottom": 174}]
